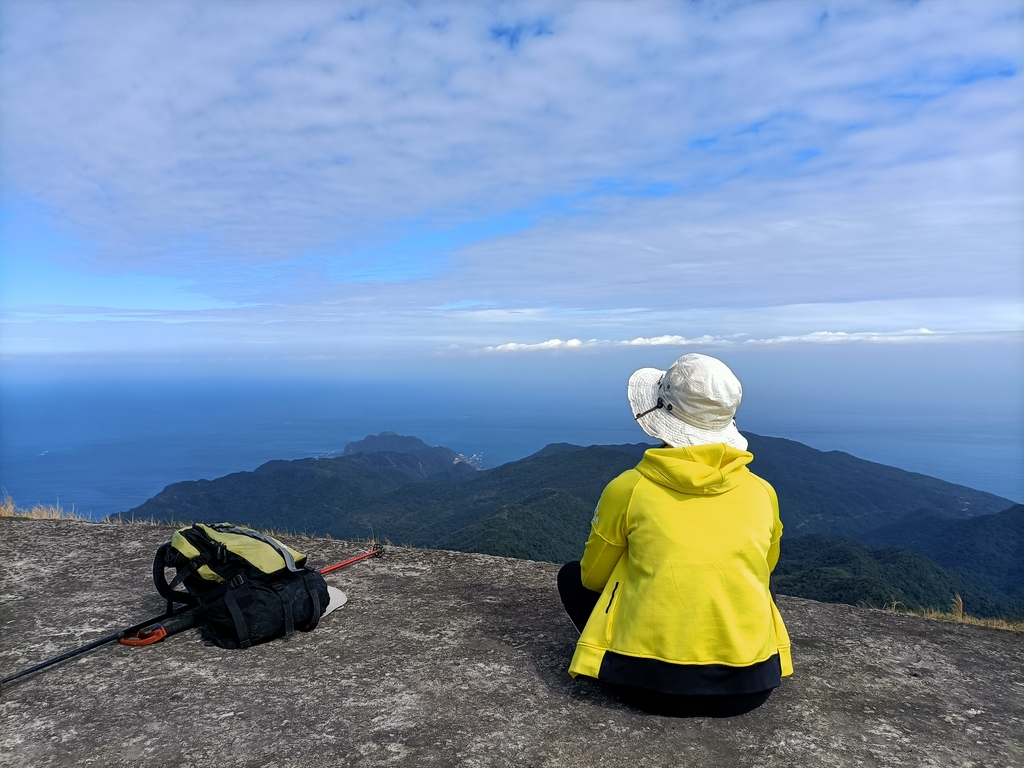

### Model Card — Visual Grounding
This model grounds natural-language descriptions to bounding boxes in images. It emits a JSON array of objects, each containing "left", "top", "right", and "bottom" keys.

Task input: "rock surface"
[{"left": 1, "top": 518, "right": 1021, "bottom": 767}]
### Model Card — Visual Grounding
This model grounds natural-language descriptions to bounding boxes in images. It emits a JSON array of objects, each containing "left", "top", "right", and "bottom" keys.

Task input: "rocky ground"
[{"left": 1, "top": 518, "right": 1021, "bottom": 767}]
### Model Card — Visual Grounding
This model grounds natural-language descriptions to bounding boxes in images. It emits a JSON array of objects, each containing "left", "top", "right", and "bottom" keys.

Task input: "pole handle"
[{"left": 120, "top": 607, "right": 203, "bottom": 647}]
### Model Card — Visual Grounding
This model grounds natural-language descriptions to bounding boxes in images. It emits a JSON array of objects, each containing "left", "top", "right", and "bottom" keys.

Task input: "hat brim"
[
  {"left": 321, "top": 586, "right": 348, "bottom": 617},
  {"left": 627, "top": 367, "right": 748, "bottom": 451}
]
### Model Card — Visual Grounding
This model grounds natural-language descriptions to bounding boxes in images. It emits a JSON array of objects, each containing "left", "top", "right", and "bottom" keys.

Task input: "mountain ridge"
[{"left": 111, "top": 431, "right": 1021, "bottom": 617}]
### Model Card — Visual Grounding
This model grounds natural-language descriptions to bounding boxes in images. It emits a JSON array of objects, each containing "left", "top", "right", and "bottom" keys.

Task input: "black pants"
[{"left": 557, "top": 561, "right": 773, "bottom": 718}]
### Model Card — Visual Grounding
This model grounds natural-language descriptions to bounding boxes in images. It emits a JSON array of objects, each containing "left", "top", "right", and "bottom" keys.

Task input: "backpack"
[{"left": 153, "top": 523, "right": 330, "bottom": 649}]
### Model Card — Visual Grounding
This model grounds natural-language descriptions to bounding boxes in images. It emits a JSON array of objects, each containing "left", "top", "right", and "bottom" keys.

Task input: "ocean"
[{"left": 1, "top": 373, "right": 1021, "bottom": 520}]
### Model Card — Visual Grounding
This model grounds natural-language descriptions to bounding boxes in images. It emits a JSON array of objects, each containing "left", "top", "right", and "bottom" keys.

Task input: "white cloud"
[
  {"left": 742, "top": 329, "right": 941, "bottom": 345},
  {"left": 480, "top": 334, "right": 726, "bottom": 352},
  {"left": 484, "top": 338, "right": 588, "bottom": 353},
  {"left": 476, "top": 327, "right": 1013, "bottom": 354},
  {"left": 0, "top": 1, "right": 1021, "bottom": 364},
  {"left": 619, "top": 335, "right": 726, "bottom": 347},
  {"left": 1, "top": 1, "right": 1020, "bottom": 273}
]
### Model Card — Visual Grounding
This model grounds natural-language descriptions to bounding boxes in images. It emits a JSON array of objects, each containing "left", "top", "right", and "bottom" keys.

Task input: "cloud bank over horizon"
[
  {"left": 470, "top": 326, "right": 1024, "bottom": 354},
  {"left": 1, "top": 1, "right": 1021, "bottom": 368}
]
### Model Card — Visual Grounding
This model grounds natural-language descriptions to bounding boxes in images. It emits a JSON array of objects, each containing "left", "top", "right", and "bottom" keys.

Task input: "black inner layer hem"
[{"left": 598, "top": 651, "right": 782, "bottom": 696}]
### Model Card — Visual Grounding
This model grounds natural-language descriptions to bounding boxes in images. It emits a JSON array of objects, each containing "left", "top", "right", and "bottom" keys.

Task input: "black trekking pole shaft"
[
  {"left": 1, "top": 609, "right": 173, "bottom": 689},
  {"left": 160, "top": 609, "right": 202, "bottom": 637}
]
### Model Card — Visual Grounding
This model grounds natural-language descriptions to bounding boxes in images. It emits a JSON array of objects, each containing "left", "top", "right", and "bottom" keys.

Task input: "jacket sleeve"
[
  {"left": 579, "top": 470, "right": 638, "bottom": 592},
  {"left": 758, "top": 477, "right": 783, "bottom": 572}
]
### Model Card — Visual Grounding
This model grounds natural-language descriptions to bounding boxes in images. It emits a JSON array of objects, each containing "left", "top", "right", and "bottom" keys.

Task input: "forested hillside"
[
  {"left": 861, "top": 505, "right": 1024, "bottom": 599},
  {"left": 772, "top": 534, "right": 1024, "bottom": 617},
  {"left": 743, "top": 434, "right": 1010, "bottom": 534}
]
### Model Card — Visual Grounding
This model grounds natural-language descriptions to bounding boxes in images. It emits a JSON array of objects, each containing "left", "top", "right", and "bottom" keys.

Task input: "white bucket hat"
[{"left": 627, "top": 353, "right": 748, "bottom": 451}]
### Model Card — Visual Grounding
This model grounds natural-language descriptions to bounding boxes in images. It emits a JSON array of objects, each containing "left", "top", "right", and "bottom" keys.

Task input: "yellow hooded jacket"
[{"left": 569, "top": 443, "right": 793, "bottom": 694}]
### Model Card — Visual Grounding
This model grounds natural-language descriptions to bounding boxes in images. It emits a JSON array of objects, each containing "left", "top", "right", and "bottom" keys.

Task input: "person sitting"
[{"left": 558, "top": 353, "right": 792, "bottom": 717}]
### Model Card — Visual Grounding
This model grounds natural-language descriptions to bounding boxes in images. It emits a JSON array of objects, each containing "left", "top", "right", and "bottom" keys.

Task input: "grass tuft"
[
  {"left": 951, "top": 592, "right": 964, "bottom": 621},
  {"left": 0, "top": 494, "right": 89, "bottom": 521},
  {"left": 115, "top": 516, "right": 165, "bottom": 526},
  {"left": 879, "top": 591, "right": 1023, "bottom": 632}
]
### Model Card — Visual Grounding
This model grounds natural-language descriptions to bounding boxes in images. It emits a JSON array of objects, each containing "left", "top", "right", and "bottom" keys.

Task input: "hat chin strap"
[
  {"left": 634, "top": 397, "right": 671, "bottom": 420},
  {"left": 635, "top": 396, "right": 736, "bottom": 433}
]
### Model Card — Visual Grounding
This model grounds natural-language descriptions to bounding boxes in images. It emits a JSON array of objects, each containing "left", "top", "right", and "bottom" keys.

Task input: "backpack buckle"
[{"left": 229, "top": 574, "right": 245, "bottom": 589}]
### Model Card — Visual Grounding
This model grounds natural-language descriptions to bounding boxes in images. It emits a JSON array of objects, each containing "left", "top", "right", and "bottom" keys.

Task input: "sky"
[{"left": 0, "top": 0, "right": 1022, "bottom": 374}]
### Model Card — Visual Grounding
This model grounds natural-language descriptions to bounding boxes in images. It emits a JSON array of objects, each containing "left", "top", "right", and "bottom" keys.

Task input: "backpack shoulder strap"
[
  {"left": 222, "top": 583, "right": 252, "bottom": 649},
  {"left": 297, "top": 569, "right": 324, "bottom": 632}
]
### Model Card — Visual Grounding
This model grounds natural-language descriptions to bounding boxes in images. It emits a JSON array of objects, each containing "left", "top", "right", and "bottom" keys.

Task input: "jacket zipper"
[
  {"left": 604, "top": 581, "right": 620, "bottom": 642},
  {"left": 605, "top": 582, "right": 619, "bottom": 613}
]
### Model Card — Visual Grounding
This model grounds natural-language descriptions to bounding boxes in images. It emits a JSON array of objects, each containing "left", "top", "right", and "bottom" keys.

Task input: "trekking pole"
[
  {"left": 3, "top": 546, "right": 383, "bottom": 690},
  {"left": 320, "top": 544, "right": 384, "bottom": 575},
  {"left": 0, "top": 608, "right": 182, "bottom": 690}
]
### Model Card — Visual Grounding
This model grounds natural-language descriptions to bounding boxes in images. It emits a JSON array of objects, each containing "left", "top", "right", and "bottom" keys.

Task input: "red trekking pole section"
[{"left": 320, "top": 544, "right": 384, "bottom": 575}]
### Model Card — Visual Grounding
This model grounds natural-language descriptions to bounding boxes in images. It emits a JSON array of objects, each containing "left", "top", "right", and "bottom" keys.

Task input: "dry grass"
[
  {"left": 881, "top": 592, "right": 1024, "bottom": 633},
  {"left": 0, "top": 494, "right": 89, "bottom": 521},
  {"left": 116, "top": 517, "right": 166, "bottom": 526}
]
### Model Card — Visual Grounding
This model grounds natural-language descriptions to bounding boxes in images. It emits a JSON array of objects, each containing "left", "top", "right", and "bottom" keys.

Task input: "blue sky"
[{"left": 0, "top": 0, "right": 1021, "bottom": 370}]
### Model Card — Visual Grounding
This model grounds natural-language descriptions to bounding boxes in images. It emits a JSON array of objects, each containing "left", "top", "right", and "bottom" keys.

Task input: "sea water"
[{"left": 2, "top": 371, "right": 1021, "bottom": 520}]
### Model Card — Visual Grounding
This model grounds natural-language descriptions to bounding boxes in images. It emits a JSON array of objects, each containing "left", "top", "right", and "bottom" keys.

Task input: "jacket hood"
[{"left": 636, "top": 443, "right": 753, "bottom": 495}]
